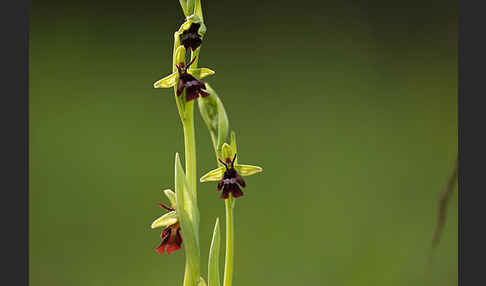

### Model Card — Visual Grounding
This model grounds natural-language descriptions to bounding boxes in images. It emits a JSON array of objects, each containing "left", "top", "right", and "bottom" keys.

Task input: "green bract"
[
  {"left": 175, "top": 152, "right": 201, "bottom": 286},
  {"left": 198, "top": 83, "right": 229, "bottom": 155}
]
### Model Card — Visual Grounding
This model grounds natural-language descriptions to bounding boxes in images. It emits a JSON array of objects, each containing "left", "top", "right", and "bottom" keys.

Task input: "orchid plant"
[{"left": 150, "top": 1, "right": 263, "bottom": 286}]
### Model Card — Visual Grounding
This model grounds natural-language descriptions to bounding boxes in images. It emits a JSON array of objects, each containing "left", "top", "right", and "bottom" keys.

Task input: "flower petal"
[
  {"left": 188, "top": 68, "right": 215, "bottom": 79},
  {"left": 151, "top": 211, "right": 178, "bottom": 229},
  {"left": 235, "top": 164, "right": 263, "bottom": 176},
  {"left": 163, "top": 189, "right": 177, "bottom": 208},
  {"left": 200, "top": 167, "right": 225, "bottom": 182},
  {"left": 154, "top": 72, "right": 178, "bottom": 88}
]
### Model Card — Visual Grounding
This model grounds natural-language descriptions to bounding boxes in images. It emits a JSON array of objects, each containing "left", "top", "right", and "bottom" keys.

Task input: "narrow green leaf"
[
  {"left": 175, "top": 153, "right": 200, "bottom": 285},
  {"left": 208, "top": 218, "right": 221, "bottom": 286},
  {"left": 175, "top": 153, "right": 199, "bottom": 240}
]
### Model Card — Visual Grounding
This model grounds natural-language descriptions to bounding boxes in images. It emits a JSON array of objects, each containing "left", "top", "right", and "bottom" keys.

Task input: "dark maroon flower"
[
  {"left": 155, "top": 203, "right": 183, "bottom": 255},
  {"left": 180, "top": 23, "right": 202, "bottom": 51},
  {"left": 176, "top": 57, "right": 210, "bottom": 102},
  {"left": 217, "top": 154, "right": 246, "bottom": 199}
]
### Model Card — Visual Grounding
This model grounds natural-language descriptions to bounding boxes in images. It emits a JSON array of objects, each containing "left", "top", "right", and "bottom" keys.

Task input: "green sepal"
[
  {"left": 200, "top": 167, "right": 225, "bottom": 182},
  {"left": 175, "top": 45, "right": 186, "bottom": 66},
  {"left": 208, "top": 218, "right": 221, "bottom": 286},
  {"left": 188, "top": 68, "right": 215, "bottom": 79},
  {"left": 172, "top": 32, "right": 182, "bottom": 73},
  {"left": 153, "top": 72, "right": 178, "bottom": 88},
  {"left": 221, "top": 143, "right": 233, "bottom": 163},
  {"left": 173, "top": 45, "right": 186, "bottom": 118},
  {"left": 175, "top": 153, "right": 200, "bottom": 285},
  {"left": 235, "top": 164, "right": 263, "bottom": 176},
  {"left": 150, "top": 211, "right": 178, "bottom": 229},
  {"left": 163, "top": 189, "right": 177, "bottom": 208}
]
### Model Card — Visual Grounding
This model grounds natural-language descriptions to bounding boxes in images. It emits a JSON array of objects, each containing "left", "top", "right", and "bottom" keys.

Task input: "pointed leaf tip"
[{"left": 208, "top": 218, "right": 221, "bottom": 286}]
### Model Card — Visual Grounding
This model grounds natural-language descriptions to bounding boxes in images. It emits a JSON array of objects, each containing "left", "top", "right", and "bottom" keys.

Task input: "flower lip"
[
  {"left": 156, "top": 222, "right": 183, "bottom": 255},
  {"left": 217, "top": 154, "right": 246, "bottom": 199},
  {"left": 180, "top": 23, "right": 202, "bottom": 51},
  {"left": 175, "top": 57, "right": 209, "bottom": 102}
]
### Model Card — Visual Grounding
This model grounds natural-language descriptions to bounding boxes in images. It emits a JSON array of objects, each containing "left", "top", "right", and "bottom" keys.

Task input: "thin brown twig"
[
  {"left": 431, "top": 157, "right": 458, "bottom": 248},
  {"left": 424, "top": 158, "right": 458, "bottom": 277}
]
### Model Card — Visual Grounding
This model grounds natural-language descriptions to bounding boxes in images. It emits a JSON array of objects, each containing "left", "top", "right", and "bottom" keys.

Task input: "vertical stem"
[
  {"left": 181, "top": 102, "right": 198, "bottom": 286},
  {"left": 223, "top": 197, "right": 234, "bottom": 286},
  {"left": 183, "top": 102, "right": 197, "bottom": 199},
  {"left": 181, "top": 46, "right": 200, "bottom": 286}
]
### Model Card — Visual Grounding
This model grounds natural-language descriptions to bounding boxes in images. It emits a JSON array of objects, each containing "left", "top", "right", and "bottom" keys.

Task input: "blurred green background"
[{"left": 30, "top": 0, "right": 457, "bottom": 285}]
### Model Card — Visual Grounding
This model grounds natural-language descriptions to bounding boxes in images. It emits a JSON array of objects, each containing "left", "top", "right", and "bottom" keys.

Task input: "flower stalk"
[{"left": 223, "top": 198, "right": 234, "bottom": 286}]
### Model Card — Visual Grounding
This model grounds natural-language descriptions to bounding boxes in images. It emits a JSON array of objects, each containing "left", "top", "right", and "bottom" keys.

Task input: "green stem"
[
  {"left": 183, "top": 102, "right": 197, "bottom": 199},
  {"left": 182, "top": 102, "right": 199, "bottom": 286},
  {"left": 223, "top": 197, "right": 234, "bottom": 286}
]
